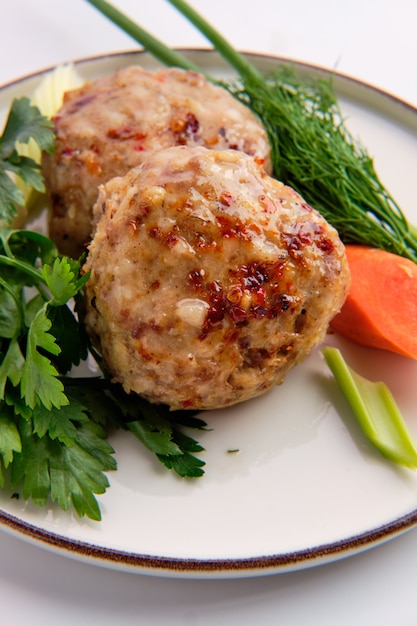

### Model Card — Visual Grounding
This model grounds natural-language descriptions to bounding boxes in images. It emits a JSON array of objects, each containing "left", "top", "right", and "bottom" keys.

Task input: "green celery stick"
[{"left": 322, "top": 346, "right": 417, "bottom": 469}]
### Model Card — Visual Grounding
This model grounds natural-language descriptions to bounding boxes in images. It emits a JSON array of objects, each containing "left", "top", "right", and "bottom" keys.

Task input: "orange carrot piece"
[{"left": 330, "top": 245, "right": 417, "bottom": 359}]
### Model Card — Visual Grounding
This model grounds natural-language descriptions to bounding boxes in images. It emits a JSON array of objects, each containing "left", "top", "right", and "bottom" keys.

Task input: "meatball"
[
  {"left": 83, "top": 146, "right": 350, "bottom": 411},
  {"left": 42, "top": 65, "right": 272, "bottom": 257}
]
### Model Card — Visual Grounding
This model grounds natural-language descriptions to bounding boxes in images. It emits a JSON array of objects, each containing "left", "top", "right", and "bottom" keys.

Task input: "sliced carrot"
[{"left": 330, "top": 245, "right": 417, "bottom": 359}]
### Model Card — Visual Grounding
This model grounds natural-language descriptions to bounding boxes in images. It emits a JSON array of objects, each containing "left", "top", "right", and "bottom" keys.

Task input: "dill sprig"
[
  {"left": 228, "top": 68, "right": 417, "bottom": 260},
  {"left": 87, "top": 0, "right": 417, "bottom": 262}
]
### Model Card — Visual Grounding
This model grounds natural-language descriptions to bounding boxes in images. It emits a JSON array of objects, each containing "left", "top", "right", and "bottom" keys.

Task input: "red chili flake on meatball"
[
  {"left": 188, "top": 269, "right": 205, "bottom": 290},
  {"left": 251, "top": 305, "right": 269, "bottom": 319},
  {"left": 85, "top": 156, "right": 102, "bottom": 176},
  {"left": 253, "top": 286, "right": 267, "bottom": 306},
  {"left": 318, "top": 237, "right": 335, "bottom": 253},
  {"left": 61, "top": 147, "right": 77, "bottom": 158},
  {"left": 185, "top": 112, "right": 199, "bottom": 136},
  {"left": 195, "top": 233, "right": 216, "bottom": 250},
  {"left": 217, "top": 215, "right": 248, "bottom": 239},
  {"left": 238, "top": 262, "right": 270, "bottom": 289},
  {"left": 107, "top": 127, "right": 147, "bottom": 141},
  {"left": 206, "top": 305, "right": 225, "bottom": 325},
  {"left": 282, "top": 228, "right": 313, "bottom": 257},
  {"left": 219, "top": 192, "right": 233, "bottom": 206},
  {"left": 229, "top": 306, "right": 247, "bottom": 324},
  {"left": 254, "top": 156, "right": 266, "bottom": 169},
  {"left": 207, "top": 281, "right": 226, "bottom": 314},
  {"left": 173, "top": 112, "right": 201, "bottom": 144},
  {"left": 164, "top": 231, "right": 180, "bottom": 246},
  {"left": 210, "top": 280, "right": 223, "bottom": 295},
  {"left": 226, "top": 284, "right": 243, "bottom": 303},
  {"left": 149, "top": 226, "right": 162, "bottom": 239},
  {"left": 107, "top": 127, "right": 130, "bottom": 139},
  {"left": 258, "top": 194, "right": 276, "bottom": 213},
  {"left": 131, "top": 322, "right": 146, "bottom": 339},
  {"left": 139, "top": 347, "right": 155, "bottom": 362},
  {"left": 296, "top": 229, "right": 313, "bottom": 245},
  {"left": 269, "top": 293, "right": 293, "bottom": 316},
  {"left": 128, "top": 205, "right": 150, "bottom": 232}
]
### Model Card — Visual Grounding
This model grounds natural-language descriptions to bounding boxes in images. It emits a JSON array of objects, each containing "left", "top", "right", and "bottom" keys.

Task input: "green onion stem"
[
  {"left": 84, "top": 0, "right": 203, "bottom": 73},
  {"left": 166, "top": 0, "right": 264, "bottom": 85}
]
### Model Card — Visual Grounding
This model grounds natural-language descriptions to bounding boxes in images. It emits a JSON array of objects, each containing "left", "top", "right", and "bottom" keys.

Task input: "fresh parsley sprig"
[
  {"left": 0, "top": 227, "right": 117, "bottom": 520},
  {"left": 0, "top": 228, "right": 89, "bottom": 408},
  {"left": 62, "top": 377, "right": 208, "bottom": 479},
  {"left": 109, "top": 385, "right": 207, "bottom": 478},
  {"left": 0, "top": 97, "right": 55, "bottom": 224}
]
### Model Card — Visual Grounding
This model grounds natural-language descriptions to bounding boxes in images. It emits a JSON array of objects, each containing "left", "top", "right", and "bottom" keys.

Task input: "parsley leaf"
[
  {"left": 63, "top": 378, "right": 208, "bottom": 479},
  {"left": 0, "top": 229, "right": 88, "bottom": 411},
  {"left": 0, "top": 405, "right": 22, "bottom": 486},
  {"left": 40, "top": 256, "right": 88, "bottom": 306},
  {"left": 9, "top": 410, "right": 115, "bottom": 521},
  {"left": 126, "top": 418, "right": 183, "bottom": 457},
  {"left": 0, "top": 97, "right": 54, "bottom": 155},
  {"left": 0, "top": 339, "right": 25, "bottom": 397},
  {"left": 48, "top": 420, "right": 115, "bottom": 521},
  {"left": 4, "top": 155, "right": 45, "bottom": 193},
  {"left": 156, "top": 428, "right": 206, "bottom": 477},
  {"left": 0, "top": 97, "right": 54, "bottom": 224},
  {"left": 0, "top": 283, "right": 21, "bottom": 338},
  {"left": 111, "top": 386, "right": 207, "bottom": 477},
  {"left": 157, "top": 449, "right": 206, "bottom": 478},
  {"left": 47, "top": 303, "right": 88, "bottom": 374},
  {"left": 32, "top": 401, "right": 87, "bottom": 446},
  {"left": 20, "top": 305, "right": 68, "bottom": 410},
  {"left": 0, "top": 170, "right": 25, "bottom": 218}
]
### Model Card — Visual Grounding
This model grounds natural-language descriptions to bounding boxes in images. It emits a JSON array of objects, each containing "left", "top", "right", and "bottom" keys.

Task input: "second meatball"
[{"left": 42, "top": 65, "right": 272, "bottom": 257}]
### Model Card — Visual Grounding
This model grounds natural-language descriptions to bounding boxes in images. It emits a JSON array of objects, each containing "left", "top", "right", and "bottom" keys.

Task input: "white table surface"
[{"left": 2, "top": 1, "right": 417, "bottom": 624}]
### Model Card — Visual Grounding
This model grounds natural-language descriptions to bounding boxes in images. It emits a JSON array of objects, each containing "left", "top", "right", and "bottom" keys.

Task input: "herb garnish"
[
  {"left": 0, "top": 97, "right": 54, "bottom": 225},
  {"left": 0, "top": 226, "right": 114, "bottom": 520}
]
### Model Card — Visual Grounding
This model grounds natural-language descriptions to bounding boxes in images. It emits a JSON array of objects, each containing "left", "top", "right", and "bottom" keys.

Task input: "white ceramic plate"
[{"left": 1, "top": 50, "right": 417, "bottom": 579}]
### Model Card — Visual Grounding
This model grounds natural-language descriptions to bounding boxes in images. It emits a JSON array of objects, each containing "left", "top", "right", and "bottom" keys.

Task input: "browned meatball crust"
[
  {"left": 42, "top": 66, "right": 272, "bottom": 257},
  {"left": 83, "top": 146, "right": 350, "bottom": 411}
]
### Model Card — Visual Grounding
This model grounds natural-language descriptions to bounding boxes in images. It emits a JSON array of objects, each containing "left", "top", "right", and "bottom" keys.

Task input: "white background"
[{"left": 1, "top": 1, "right": 417, "bottom": 624}]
